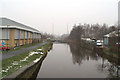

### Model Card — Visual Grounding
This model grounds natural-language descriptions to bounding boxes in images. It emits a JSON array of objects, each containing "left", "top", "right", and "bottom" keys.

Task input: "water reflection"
[
  {"left": 69, "top": 43, "right": 120, "bottom": 78},
  {"left": 69, "top": 43, "right": 100, "bottom": 65}
]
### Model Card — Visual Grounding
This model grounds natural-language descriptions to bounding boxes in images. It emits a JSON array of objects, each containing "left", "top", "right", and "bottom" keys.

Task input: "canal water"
[{"left": 37, "top": 43, "right": 120, "bottom": 78}]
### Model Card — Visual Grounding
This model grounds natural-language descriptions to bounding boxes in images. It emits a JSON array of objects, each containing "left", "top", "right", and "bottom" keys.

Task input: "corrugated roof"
[
  {"left": 104, "top": 30, "right": 120, "bottom": 37},
  {"left": 0, "top": 18, "right": 40, "bottom": 33}
]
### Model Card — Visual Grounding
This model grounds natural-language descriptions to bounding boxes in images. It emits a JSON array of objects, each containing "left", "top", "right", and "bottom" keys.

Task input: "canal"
[{"left": 37, "top": 43, "right": 120, "bottom": 78}]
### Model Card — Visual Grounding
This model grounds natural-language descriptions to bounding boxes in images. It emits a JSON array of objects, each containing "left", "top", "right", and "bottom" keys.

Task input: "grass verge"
[
  {"left": 1, "top": 41, "right": 52, "bottom": 79},
  {"left": 2, "top": 41, "right": 43, "bottom": 53}
]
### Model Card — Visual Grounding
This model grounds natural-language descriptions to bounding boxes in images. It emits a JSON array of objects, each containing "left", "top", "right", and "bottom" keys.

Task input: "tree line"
[
  {"left": 68, "top": 23, "right": 118, "bottom": 41},
  {"left": 41, "top": 32, "right": 55, "bottom": 39}
]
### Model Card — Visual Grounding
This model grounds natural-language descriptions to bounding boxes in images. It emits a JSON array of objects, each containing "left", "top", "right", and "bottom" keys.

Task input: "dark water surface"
[{"left": 37, "top": 43, "right": 120, "bottom": 78}]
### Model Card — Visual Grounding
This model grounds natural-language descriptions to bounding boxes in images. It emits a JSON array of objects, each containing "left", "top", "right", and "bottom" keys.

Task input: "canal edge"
[{"left": 2, "top": 50, "right": 48, "bottom": 80}]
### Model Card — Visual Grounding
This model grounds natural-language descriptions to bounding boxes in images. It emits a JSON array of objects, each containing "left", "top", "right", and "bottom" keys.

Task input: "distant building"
[
  {"left": 0, "top": 18, "right": 41, "bottom": 48},
  {"left": 61, "top": 34, "right": 69, "bottom": 40},
  {"left": 103, "top": 30, "right": 120, "bottom": 47},
  {"left": 81, "top": 38, "right": 95, "bottom": 44}
]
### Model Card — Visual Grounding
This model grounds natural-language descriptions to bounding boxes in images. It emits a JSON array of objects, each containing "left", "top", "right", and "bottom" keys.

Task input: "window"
[
  {"left": 15, "top": 29, "right": 19, "bottom": 39},
  {"left": 28, "top": 32, "right": 30, "bottom": 38},
  {"left": 20, "top": 30, "right": 24, "bottom": 39},
  {"left": 25, "top": 31, "right": 27, "bottom": 39},
  {"left": 2, "top": 29, "right": 9, "bottom": 39}
]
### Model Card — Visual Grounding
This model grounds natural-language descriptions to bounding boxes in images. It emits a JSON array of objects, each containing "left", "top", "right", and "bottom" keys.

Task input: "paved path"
[{"left": 2, "top": 42, "right": 46, "bottom": 60}]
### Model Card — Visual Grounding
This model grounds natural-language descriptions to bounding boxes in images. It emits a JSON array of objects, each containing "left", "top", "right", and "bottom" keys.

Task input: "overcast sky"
[{"left": 0, "top": 0, "right": 119, "bottom": 35}]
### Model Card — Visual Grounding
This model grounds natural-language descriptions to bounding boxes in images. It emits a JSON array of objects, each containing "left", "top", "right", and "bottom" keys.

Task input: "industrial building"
[
  {"left": 0, "top": 18, "right": 41, "bottom": 48},
  {"left": 103, "top": 30, "right": 120, "bottom": 46}
]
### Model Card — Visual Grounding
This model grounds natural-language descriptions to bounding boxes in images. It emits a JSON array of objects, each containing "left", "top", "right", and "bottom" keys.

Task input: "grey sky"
[{"left": 0, "top": 0, "right": 119, "bottom": 35}]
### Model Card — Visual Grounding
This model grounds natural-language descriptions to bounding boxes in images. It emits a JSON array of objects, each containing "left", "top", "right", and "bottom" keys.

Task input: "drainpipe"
[{"left": 7, "top": 25, "right": 9, "bottom": 51}]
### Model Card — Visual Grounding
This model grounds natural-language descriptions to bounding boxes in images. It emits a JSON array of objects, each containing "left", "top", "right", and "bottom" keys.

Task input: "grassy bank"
[
  {"left": 1, "top": 42, "right": 53, "bottom": 79},
  {"left": 103, "top": 47, "right": 119, "bottom": 59}
]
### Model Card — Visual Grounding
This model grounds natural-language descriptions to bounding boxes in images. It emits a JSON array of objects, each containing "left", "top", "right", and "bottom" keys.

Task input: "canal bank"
[
  {"left": 1, "top": 42, "right": 53, "bottom": 79},
  {"left": 94, "top": 48, "right": 120, "bottom": 67}
]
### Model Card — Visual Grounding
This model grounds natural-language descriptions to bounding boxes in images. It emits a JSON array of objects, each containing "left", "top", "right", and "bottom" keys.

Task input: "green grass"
[
  {"left": 1, "top": 41, "right": 52, "bottom": 79},
  {"left": 2, "top": 41, "right": 43, "bottom": 53}
]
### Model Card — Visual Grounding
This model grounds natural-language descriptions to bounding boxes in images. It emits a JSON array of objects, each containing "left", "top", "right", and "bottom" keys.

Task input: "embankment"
[{"left": 2, "top": 42, "right": 53, "bottom": 80}]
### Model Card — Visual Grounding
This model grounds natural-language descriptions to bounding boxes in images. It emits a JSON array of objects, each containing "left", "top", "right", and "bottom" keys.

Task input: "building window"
[
  {"left": 20, "top": 30, "right": 24, "bottom": 39},
  {"left": 33, "top": 33, "right": 36, "bottom": 38},
  {"left": 2, "top": 29, "right": 9, "bottom": 40},
  {"left": 28, "top": 32, "right": 30, "bottom": 39},
  {"left": 25, "top": 31, "right": 27, "bottom": 39},
  {"left": 15, "top": 29, "right": 19, "bottom": 39}
]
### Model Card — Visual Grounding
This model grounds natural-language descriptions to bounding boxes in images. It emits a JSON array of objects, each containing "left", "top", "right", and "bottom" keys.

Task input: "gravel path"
[{"left": 2, "top": 42, "right": 46, "bottom": 60}]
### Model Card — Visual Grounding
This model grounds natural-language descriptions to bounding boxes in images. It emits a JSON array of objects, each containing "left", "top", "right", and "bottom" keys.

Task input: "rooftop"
[
  {"left": 0, "top": 18, "right": 40, "bottom": 33},
  {"left": 104, "top": 30, "right": 120, "bottom": 37}
]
